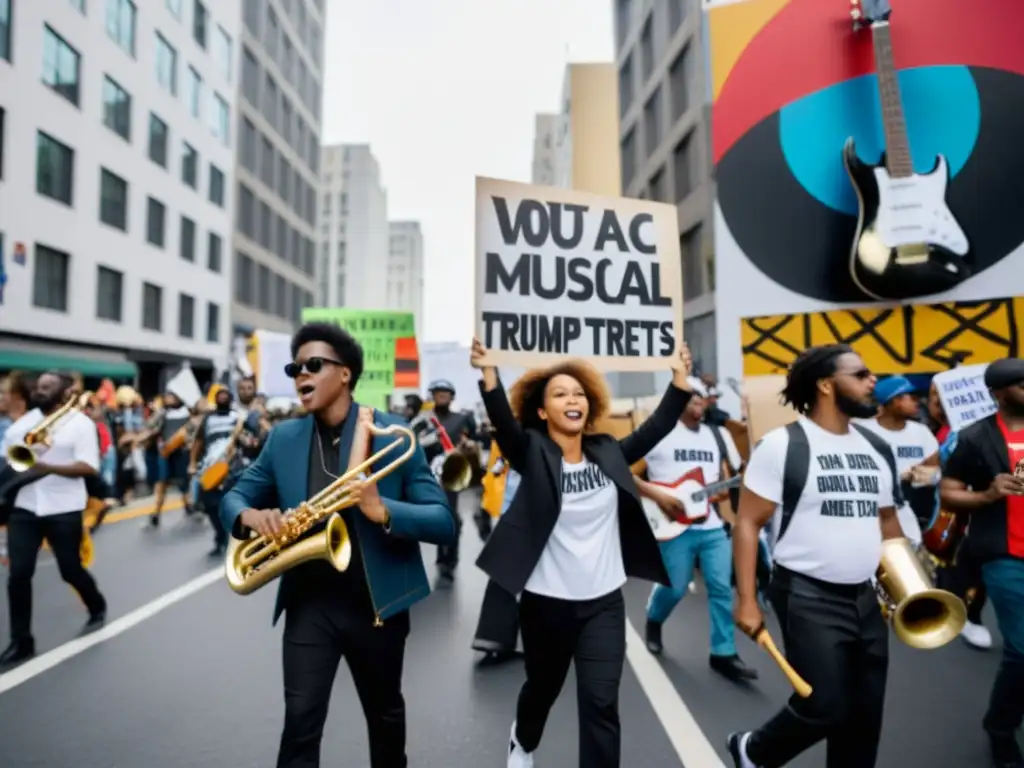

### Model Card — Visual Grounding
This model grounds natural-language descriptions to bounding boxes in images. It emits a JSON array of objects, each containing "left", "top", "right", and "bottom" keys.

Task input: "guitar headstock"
[{"left": 850, "top": 0, "right": 891, "bottom": 31}]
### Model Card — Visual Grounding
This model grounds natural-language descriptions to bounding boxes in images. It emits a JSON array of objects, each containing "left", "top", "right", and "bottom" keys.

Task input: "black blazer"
[
  {"left": 475, "top": 378, "right": 692, "bottom": 596},
  {"left": 944, "top": 414, "right": 1020, "bottom": 563}
]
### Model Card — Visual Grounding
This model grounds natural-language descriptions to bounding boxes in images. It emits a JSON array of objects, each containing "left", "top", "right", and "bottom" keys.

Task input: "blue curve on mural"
[{"left": 779, "top": 65, "right": 980, "bottom": 216}]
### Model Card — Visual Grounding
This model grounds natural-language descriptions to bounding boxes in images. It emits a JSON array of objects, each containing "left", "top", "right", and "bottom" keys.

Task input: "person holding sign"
[
  {"left": 728, "top": 344, "right": 904, "bottom": 768},
  {"left": 470, "top": 337, "right": 693, "bottom": 768},
  {"left": 939, "top": 358, "right": 1024, "bottom": 767}
]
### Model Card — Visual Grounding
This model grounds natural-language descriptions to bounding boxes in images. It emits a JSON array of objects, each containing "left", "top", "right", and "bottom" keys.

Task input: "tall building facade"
[
  {"left": 552, "top": 63, "right": 623, "bottom": 196},
  {"left": 387, "top": 221, "right": 424, "bottom": 335},
  {"left": 231, "top": 0, "right": 323, "bottom": 337},
  {"left": 317, "top": 143, "right": 388, "bottom": 311},
  {"left": 614, "top": 0, "right": 718, "bottom": 375},
  {"left": 531, "top": 113, "right": 559, "bottom": 186},
  {"left": 0, "top": 0, "right": 240, "bottom": 392}
]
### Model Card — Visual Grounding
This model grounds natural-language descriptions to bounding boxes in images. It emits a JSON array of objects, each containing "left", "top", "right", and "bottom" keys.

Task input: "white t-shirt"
[
  {"left": 743, "top": 417, "right": 895, "bottom": 585},
  {"left": 524, "top": 458, "right": 626, "bottom": 601},
  {"left": 2, "top": 409, "right": 100, "bottom": 516},
  {"left": 644, "top": 422, "right": 743, "bottom": 531},
  {"left": 855, "top": 418, "right": 940, "bottom": 544}
]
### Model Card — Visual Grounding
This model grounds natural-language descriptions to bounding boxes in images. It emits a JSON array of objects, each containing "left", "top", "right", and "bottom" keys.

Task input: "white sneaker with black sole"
[
  {"left": 507, "top": 722, "right": 534, "bottom": 768},
  {"left": 727, "top": 731, "right": 760, "bottom": 768},
  {"left": 961, "top": 620, "right": 993, "bottom": 649}
]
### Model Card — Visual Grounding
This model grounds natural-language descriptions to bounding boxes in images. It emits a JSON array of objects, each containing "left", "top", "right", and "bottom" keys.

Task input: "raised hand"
[{"left": 671, "top": 342, "right": 694, "bottom": 389}]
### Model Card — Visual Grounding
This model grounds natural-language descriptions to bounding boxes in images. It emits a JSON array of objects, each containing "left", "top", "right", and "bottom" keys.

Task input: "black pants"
[
  {"left": 435, "top": 490, "right": 462, "bottom": 568},
  {"left": 473, "top": 579, "right": 519, "bottom": 651},
  {"left": 7, "top": 508, "right": 106, "bottom": 641},
  {"left": 278, "top": 596, "right": 410, "bottom": 768},
  {"left": 747, "top": 568, "right": 888, "bottom": 768},
  {"left": 935, "top": 540, "right": 987, "bottom": 624},
  {"left": 200, "top": 490, "right": 227, "bottom": 548},
  {"left": 516, "top": 589, "right": 625, "bottom": 768}
]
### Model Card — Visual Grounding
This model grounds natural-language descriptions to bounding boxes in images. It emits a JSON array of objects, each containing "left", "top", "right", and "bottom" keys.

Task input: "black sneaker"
[
  {"left": 988, "top": 729, "right": 1024, "bottom": 767},
  {"left": 711, "top": 654, "right": 759, "bottom": 682},
  {"left": 0, "top": 639, "right": 35, "bottom": 668},
  {"left": 645, "top": 619, "right": 663, "bottom": 654},
  {"left": 727, "top": 731, "right": 757, "bottom": 768}
]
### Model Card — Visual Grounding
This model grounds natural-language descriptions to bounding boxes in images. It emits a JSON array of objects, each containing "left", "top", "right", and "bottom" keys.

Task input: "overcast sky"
[{"left": 322, "top": 0, "right": 615, "bottom": 343}]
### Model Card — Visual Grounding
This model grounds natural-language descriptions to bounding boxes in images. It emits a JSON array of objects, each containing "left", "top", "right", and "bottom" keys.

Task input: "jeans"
[
  {"left": 646, "top": 526, "right": 736, "bottom": 657},
  {"left": 981, "top": 557, "right": 1024, "bottom": 735}
]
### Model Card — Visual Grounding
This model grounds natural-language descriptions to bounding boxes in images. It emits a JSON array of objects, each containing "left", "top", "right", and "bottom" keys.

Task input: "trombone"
[{"left": 7, "top": 392, "right": 92, "bottom": 472}]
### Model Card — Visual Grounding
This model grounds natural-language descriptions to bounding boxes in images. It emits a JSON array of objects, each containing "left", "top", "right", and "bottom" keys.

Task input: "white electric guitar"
[{"left": 643, "top": 466, "right": 743, "bottom": 542}]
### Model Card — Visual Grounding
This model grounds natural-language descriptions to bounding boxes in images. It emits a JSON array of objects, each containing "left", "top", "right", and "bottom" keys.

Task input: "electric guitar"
[
  {"left": 843, "top": 0, "right": 971, "bottom": 302},
  {"left": 643, "top": 466, "right": 743, "bottom": 542}
]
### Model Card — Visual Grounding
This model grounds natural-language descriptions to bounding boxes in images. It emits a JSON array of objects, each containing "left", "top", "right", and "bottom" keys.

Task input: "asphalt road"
[{"left": 0, "top": 492, "right": 1007, "bottom": 767}]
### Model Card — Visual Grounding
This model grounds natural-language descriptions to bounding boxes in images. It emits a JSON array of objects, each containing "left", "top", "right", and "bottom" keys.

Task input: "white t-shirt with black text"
[
  {"left": 524, "top": 458, "right": 626, "bottom": 601},
  {"left": 855, "top": 418, "right": 939, "bottom": 544},
  {"left": 743, "top": 417, "right": 895, "bottom": 585},
  {"left": 644, "top": 422, "right": 743, "bottom": 531}
]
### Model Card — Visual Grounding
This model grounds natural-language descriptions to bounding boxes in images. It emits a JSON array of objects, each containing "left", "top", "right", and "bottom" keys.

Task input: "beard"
[
  {"left": 837, "top": 391, "right": 878, "bottom": 419},
  {"left": 31, "top": 393, "right": 62, "bottom": 412},
  {"left": 1002, "top": 397, "right": 1024, "bottom": 418}
]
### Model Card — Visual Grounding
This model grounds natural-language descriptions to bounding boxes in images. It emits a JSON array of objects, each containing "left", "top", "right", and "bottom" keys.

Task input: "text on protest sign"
[
  {"left": 931, "top": 364, "right": 997, "bottom": 432},
  {"left": 474, "top": 178, "right": 683, "bottom": 370}
]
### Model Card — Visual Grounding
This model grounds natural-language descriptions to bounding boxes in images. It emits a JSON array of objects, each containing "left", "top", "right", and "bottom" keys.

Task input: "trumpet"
[
  {"left": 7, "top": 392, "right": 92, "bottom": 472},
  {"left": 428, "top": 416, "right": 474, "bottom": 492},
  {"left": 225, "top": 422, "right": 416, "bottom": 597}
]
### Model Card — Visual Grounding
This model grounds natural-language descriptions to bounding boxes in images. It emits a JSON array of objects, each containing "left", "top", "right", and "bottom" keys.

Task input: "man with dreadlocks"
[{"left": 727, "top": 344, "right": 906, "bottom": 768}]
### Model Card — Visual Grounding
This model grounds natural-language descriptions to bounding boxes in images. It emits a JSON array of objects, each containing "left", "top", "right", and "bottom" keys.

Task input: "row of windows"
[
  {"left": 153, "top": 30, "right": 230, "bottom": 145},
  {"left": 0, "top": 0, "right": 11, "bottom": 63},
  {"left": 236, "top": 182, "right": 316, "bottom": 277},
  {"left": 243, "top": 0, "right": 322, "bottom": 118},
  {"left": 163, "top": 0, "right": 231, "bottom": 82},
  {"left": 30, "top": 242, "right": 221, "bottom": 342},
  {"left": 235, "top": 250, "right": 313, "bottom": 326},
  {"left": 238, "top": 120, "right": 317, "bottom": 227}
]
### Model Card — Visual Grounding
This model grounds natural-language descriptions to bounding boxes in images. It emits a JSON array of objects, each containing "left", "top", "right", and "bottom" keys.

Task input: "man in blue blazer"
[{"left": 220, "top": 322, "right": 455, "bottom": 768}]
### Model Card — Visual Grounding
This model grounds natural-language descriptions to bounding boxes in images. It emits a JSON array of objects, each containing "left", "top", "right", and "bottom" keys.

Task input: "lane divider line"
[
  {"left": 0, "top": 567, "right": 224, "bottom": 696},
  {"left": 624, "top": 619, "right": 727, "bottom": 768}
]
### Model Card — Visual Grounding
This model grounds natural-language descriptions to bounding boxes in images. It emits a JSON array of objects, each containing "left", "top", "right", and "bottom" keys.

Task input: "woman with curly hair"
[{"left": 470, "top": 337, "right": 693, "bottom": 768}]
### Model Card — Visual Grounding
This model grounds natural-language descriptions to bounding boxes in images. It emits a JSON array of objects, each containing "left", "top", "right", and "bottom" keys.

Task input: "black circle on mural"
[{"left": 717, "top": 66, "right": 1024, "bottom": 303}]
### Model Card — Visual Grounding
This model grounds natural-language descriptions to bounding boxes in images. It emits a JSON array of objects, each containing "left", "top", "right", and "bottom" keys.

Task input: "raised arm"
[
  {"left": 382, "top": 439, "right": 457, "bottom": 545},
  {"left": 221, "top": 428, "right": 280, "bottom": 538},
  {"left": 618, "top": 344, "right": 694, "bottom": 465},
  {"left": 471, "top": 337, "right": 529, "bottom": 469}
]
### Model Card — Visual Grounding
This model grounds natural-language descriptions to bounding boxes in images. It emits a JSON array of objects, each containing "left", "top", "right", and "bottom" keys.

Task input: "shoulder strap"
[
  {"left": 850, "top": 423, "right": 905, "bottom": 508},
  {"left": 778, "top": 422, "right": 810, "bottom": 543},
  {"left": 708, "top": 425, "right": 734, "bottom": 473}
]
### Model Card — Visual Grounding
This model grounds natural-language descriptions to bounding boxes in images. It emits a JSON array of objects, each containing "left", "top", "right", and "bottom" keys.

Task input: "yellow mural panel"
[{"left": 741, "top": 297, "right": 1024, "bottom": 376}]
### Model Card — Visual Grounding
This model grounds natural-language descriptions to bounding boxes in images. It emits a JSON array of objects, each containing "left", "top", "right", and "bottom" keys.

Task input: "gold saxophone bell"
[
  {"left": 225, "top": 421, "right": 417, "bottom": 596},
  {"left": 439, "top": 451, "right": 473, "bottom": 493},
  {"left": 6, "top": 392, "right": 92, "bottom": 472},
  {"left": 875, "top": 537, "right": 967, "bottom": 649}
]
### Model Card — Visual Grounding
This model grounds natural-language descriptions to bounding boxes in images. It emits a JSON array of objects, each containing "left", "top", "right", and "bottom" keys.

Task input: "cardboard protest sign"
[
  {"left": 474, "top": 177, "right": 684, "bottom": 371},
  {"left": 931, "top": 364, "right": 997, "bottom": 432}
]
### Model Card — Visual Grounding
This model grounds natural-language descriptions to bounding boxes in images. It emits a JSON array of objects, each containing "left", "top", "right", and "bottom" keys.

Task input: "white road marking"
[
  {"left": 625, "top": 618, "right": 728, "bottom": 768},
  {"left": 0, "top": 567, "right": 223, "bottom": 696}
]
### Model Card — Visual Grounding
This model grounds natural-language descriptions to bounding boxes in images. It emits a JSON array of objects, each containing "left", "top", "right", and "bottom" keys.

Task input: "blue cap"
[{"left": 875, "top": 376, "right": 916, "bottom": 405}]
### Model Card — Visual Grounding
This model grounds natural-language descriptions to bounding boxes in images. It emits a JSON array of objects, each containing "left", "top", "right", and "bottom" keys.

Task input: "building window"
[
  {"left": 0, "top": 0, "right": 10, "bottom": 63},
  {"left": 106, "top": 0, "right": 136, "bottom": 57},
  {"left": 148, "top": 113, "right": 169, "bottom": 168},
  {"left": 215, "top": 25, "right": 232, "bottom": 83},
  {"left": 620, "top": 129, "right": 636, "bottom": 189},
  {"left": 186, "top": 66, "right": 201, "bottom": 118},
  {"left": 669, "top": 0, "right": 686, "bottom": 33},
  {"left": 192, "top": 0, "right": 207, "bottom": 49},
  {"left": 262, "top": 137, "right": 276, "bottom": 189},
  {"left": 32, "top": 244, "right": 70, "bottom": 312},
  {"left": 99, "top": 168, "right": 128, "bottom": 230},
  {"left": 36, "top": 131, "right": 75, "bottom": 206},
  {"left": 155, "top": 33, "right": 177, "bottom": 95},
  {"left": 42, "top": 26, "right": 82, "bottom": 108},
  {"left": 179, "top": 215, "right": 195, "bottom": 261},
  {"left": 243, "top": 0, "right": 260, "bottom": 36},
  {"left": 644, "top": 86, "right": 662, "bottom": 155},
  {"left": 265, "top": 8, "right": 279, "bottom": 61},
  {"left": 178, "top": 292, "right": 195, "bottom": 338},
  {"left": 211, "top": 92, "right": 229, "bottom": 145},
  {"left": 649, "top": 167, "right": 666, "bottom": 203},
  {"left": 681, "top": 225, "right": 704, "bottom": 300},
  {"left": 669, "top": 45, "right": 692, "bottom": 120},
  {"left": 181, "top": 142, "right": 198, "bottom": 188},
  {"left": 166, "top": 0, "right": 182, "bottom": 20},
  {"left": 237, "top": 183, "right": 255, "bottom": 237},
  {"left": 207, "top": 232, "right": 222, "bottom": 272},
  {"left": 208, "top": 164, "right": 225, "bottom": 206},
  {"left": 242, "top": 47, "right": 260, "bottom": 105},
  {"left": 257, "top": 263, "right": 271, "bottom": 312},
  {"left": 263, "top": 73, "right": 278, "bottom": 128},
  {"left": 146, "top": 197, "right": 166, "bottom": 247},
  {"left": 275, "top": 273, "right": 287, "bottom": 317},
  {"left": 96, "top": 265, "right": 123, "bottom": 322},
  {"left": 206, "top": 301, "right": 220, "bottom": 342},
  {"left": 240, "top": 118, "right": 257, "bottom": 172},
  {"left": 235, "top": 251, "right": 253, "bottom": 304},
  {"left": 618, "top": 56, "right": 633, "bottom": 117},
  {"left": 142, "top": 282, "right": 162, "bottom": 331},
  {"left": 258, "top": 199, "right": 271, "bottom": 248},
  {"left": 102, "top": 76, "right": 131, "bottom": 140},
  {"left": 673, "top": 133, "right": 693, "bottom": 201},
  {"left": 639, "top": 17, "right": 653, "bottom": 82}
]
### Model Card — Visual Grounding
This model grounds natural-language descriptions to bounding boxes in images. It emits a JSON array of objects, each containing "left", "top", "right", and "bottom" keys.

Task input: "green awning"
[{"left": 0, "top": 349, "right": 137, "bottom": 379}]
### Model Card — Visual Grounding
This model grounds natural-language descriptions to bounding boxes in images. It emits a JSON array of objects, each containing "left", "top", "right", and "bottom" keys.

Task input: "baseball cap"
[
  {"left": 428, "top": 379, "right": 456, "bottom": 394},
  {"left": 984, "top": 358, "right": 1024, "bottom": 390},
  {"left": 874, "top": 376, "right": 916, "bottom": 405}
]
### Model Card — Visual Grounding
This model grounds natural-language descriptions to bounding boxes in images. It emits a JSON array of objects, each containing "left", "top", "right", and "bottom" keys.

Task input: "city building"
[
  {"left": 387, "top": 220, "right": 424, "bottom": 335},
  {"left": 232, "top": 0, "right": 323, "bottom": 338},
  {"left": 531, "top": 113, "right": 559, "bottom": 186},
  {"left": 0, "top": 0, "right": 241, "bottom": 392},
  {"left": 614, "top": 0, "right": 718, "bottom": 375},
  {"left": 317, "top": 143, "right": 388, "bottom": 311}
]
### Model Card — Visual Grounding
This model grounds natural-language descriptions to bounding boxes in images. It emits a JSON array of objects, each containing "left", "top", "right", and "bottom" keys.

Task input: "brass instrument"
[
  {"left": 159, "top": 424, "right": 189, "bottom": 458},
  {"left": 225, "top": 422, "right": 416, "bottom": 596},
  {"left": 7, "top": 392, "right": 92, "bottom": 472},
  {"left": 428, "top": 415, "right": 474, "bottom": 492},
  {"left": 199, "top": 417, "right": 246, "bottom": 491},
  {"left": 874, "top": 537, "right": 966, "bottom": 649}
]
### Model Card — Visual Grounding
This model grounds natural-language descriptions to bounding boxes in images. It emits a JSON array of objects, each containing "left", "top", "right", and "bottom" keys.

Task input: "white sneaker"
[
  {"left": 507, "top": 722, "right": 534, "bottom": 768},
  {"left": 727, "top": 731, "right": 760, "bottom": 768},
  {"left": 961, "top": 620, "right": 993, "bottom": 649}
]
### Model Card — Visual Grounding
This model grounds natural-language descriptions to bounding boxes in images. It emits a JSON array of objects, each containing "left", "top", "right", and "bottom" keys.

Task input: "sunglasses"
[
  {"left": 837, "top": 368, "right": 874, "bottom": 380},
  {"left": 284, "top": 357, "right": 344, "bottom": 378}
]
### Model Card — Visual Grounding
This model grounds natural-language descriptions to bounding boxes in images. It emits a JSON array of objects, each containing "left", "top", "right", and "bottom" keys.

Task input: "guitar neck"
[
  {"left": 692, "top": 475, "right": 742, "bottom": 501},
  {"left": 871, "top": 21, "right": 913, "bottom": 178}
]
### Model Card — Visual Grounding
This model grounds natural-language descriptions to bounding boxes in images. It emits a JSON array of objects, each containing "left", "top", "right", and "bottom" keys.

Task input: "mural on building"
[{"left": 707, "top": 0, "right": 1024, "bottom": 381}]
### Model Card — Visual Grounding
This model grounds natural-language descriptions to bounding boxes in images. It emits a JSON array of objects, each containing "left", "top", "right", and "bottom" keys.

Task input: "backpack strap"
[
  {"left": 778, "top": 422, "right": 810, "bottom": 544},
  {"left": 850, "top": 423, "right": 905, "bottom": 509},
  {"left": 708, "top": 425, "right": 736, "bottom": 473}
]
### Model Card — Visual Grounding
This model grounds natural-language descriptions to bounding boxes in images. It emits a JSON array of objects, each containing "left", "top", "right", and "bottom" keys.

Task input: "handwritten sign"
[{"left": 932, "top": 364, "right": 997, "bottom": 432}]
